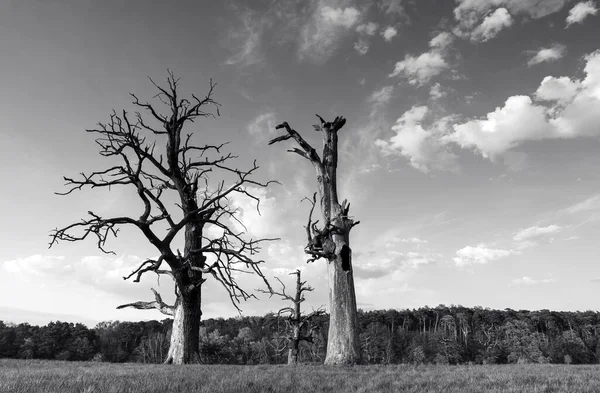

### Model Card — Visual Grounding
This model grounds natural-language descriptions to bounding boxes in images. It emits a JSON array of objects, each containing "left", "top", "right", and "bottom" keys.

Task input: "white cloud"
[
  {"left": 3, "top": 255, "right": 67, "bottom": 277},
  {"left": 470, "top": 8, "right": 513, "bottom": 42},
  {"left": 535, "top": 76, "right": 581, "bottom": 104},
  {"left": 382, "top": 26, "right": 398, "bottom": 42},
  {"left": 566, "top": 1, "right": 598, "bottom": 27},
  {"left": 453, "top": 244, "right": 513, "bottom": 266},
  {"left": 549, "top": 51, "right": 600, "bottom": 137},
  {"left": 513, "top": 225, "right": 562, "bottom": 242},
  {"left": 454, "top": 0, "right": 570, "bottom": 20},
  {"left": 354, "top": 39, "right": 370, "bottom": 55},
  {"left": 429, "top": 32, "right": 455, "bottom": 50},
  {"left": 563, "top": 194, "right": 600, "bottom": 214},
  {"left": 298, "top": 2, "right": 361, "bottom": 63},
  {"left": 447, "top": 50, "right": 600, "bottom": 159},
  {"left": 247, "top": 112, "right": 277, "bottom": 138},
  {"left": 429, "top": 83, "right": 447, "bottom": 100},
  {"left": 389, "top": 31, "right": 454, "bottom": 85},
  {"left": 378, "top": 0, "right": 406, "bottom": 16},
  {"left": 356, "top": 22, "right": 378, "bottom": 35},
  {"left": 527, "top": 44, "right": 567, "bottom": 66},
  {"left": 368, "top": 85, "right": 394, "bottom": 108},
  {"left": 512, "top": 276, "right": 557, "bottom": 285},
  {"left": 225, "top": 11, "right": 266, "bottom": 66},
  {"left": 376, "top": 106, "right": 459, "bottom": 173},
  {"left": 1, "top": 254, "right": 157, "bottom": 298},
  {"left": 321, "top": 5, "right": 360, "bottom": 28},
  {"left": 389, "top": 51, "right": 448, "bottom": 85},
  {"left": 382, "top": 50, "right": 600, "bottom": 170},
  {"left": 453, "top": 0, "right": 569, "bottom": 41},
  {"left": 227, "top": 186, "right": 282, "bottom": 239},
  {"left": 448, "top": 95, "right": 550, "bottom": 159},
  {"left": 401, "top": 237, "right": 428, "bottom": 244},
  {"left": 354, "top": 250, "right": 434, "bottom": 280}
]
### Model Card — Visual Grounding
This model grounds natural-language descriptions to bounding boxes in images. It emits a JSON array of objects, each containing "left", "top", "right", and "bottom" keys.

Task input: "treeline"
[{"left": 2, "top": 306, "right": 600, "bottom": 365}]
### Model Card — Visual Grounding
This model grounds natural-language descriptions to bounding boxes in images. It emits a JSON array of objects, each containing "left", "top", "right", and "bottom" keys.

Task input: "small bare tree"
[
  {"left": 269, "top": 116, "right": 360, "bottom": 364},
  {"left": 50, "top": 72, "right": 274, "bottom": 364},
  {"left": 260, "top": 269, "right": 324, "bottom": 365}
]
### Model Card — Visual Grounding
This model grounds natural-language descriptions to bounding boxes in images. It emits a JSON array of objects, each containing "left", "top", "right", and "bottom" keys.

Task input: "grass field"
[{"left": 2, "top": 359, "right": 600, "bottom": 393}]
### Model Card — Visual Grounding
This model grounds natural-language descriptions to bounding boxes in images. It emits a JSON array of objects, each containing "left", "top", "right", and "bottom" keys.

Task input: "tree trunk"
[
  {"left": 269, "top": 116, "right": 361, "bottom": 365},
  {"left": 288, "top": 331, "right": 300, "bottom": 365},
  {"left": 324, "top": 233, "right": 360, "bottom": 365},
  {"left": 164, "top": 286, "right": 202, "bottom": 364}
]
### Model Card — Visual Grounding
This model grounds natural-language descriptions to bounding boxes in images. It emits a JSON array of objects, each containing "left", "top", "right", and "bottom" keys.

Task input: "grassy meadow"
[{"left": 2, "top": 359, "right": 600, "bottom": 393}]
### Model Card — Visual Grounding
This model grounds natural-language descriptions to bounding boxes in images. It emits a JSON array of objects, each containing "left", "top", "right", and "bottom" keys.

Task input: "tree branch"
[{"left": 117, "top": 288, "right": 175, "bottom": 316}]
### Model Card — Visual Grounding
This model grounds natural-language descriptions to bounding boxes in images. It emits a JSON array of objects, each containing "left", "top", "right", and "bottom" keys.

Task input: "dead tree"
[
  {"left": 269, "top": 116, "right": 361, "bottom": 364},
  {"left": 260, "top": 270, "right": 324, "bottom": 365},
  {"left": 50, "top": 72, "right": 275, "bottom": 364}
]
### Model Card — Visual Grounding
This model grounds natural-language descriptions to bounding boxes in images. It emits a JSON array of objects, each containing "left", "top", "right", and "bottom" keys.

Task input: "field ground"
[{"left": 2, "top": 359, "right": 600, "bottom": 393}]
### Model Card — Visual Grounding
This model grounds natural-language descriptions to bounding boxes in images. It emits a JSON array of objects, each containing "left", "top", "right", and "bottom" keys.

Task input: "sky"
[{"left": 1, "top": 0, "right": 600, "bottom": 327}]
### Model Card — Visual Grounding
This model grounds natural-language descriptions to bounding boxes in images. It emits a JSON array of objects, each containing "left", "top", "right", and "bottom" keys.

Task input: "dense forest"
[{"left": 2, "top": 306, "right": 600, "bottom": 365}]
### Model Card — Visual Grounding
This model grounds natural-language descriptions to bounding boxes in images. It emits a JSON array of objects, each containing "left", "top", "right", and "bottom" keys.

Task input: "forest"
[{"left": 2, "top": 306, "right": 599, "bottom": 366}]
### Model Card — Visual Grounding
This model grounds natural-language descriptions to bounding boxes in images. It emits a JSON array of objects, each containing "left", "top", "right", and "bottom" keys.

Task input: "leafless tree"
[
  {"left": 50, "top": 72, "right": 275, "bottom": 364},
  {"left": 269, "top": 116, "right": 360, "bottom": 364},
  {"left": 260, "top": 269, "right": 324, "bottom": 365}
]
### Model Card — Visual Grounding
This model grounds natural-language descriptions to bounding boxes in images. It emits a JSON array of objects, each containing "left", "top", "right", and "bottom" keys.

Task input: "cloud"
[
  {"left": 382, "top": 26, "right": 398, "bottom": 42},
  {"left": 535, "top": 76, "right": 581, "bottom": 104},
  {"left": 354, "top": 21, "right": 378, "bottom": 54},
  {"left": 389, "top": 31, "right": 455, "bottom": 86},
  {"left": 298, "top": 2, "right": 361, "bottom": 63},
  {"left": 247, "top": 112, "right": 277, "bottom": 138},
  {"left": 368, "top": 85, "right": 394, "bottom": 108},
  {"left": 227, "top": 186, "right": 283, "bottom": 239},
  {"left": 549, "top": 51, "right": 600, "bottom": 137},
  {"left": 376, "top": 106, "right": 459, "bottom": 173},
  {"left": 225, "top": 10, "right": 268, "bottom": 66},
  {"left": 447, "top": 50, "right": 600, "bottom": 159},
  {"left": 429, "top": 32, "right": 455, "bottom": 50},
  {"left": 566, "top": 1, "right": 598, "bottom": 27},
  {"left": 564, "top": 194, "right": 600, "bottom": 214},
  {"left": 378, "top": 0, "right": 406, "bottom": 16},
  {"left": 356, "top": 22, "right": 378, "bottom": 35},
  {"left": 513, "top": 225, "right": 561, "bottom": 242},
  {"left": 527, "top": 43, "right": 567, "bottom": 66},
  {"left": 321, "top": 5, "right": 360, "bottom": 27},
  {"left": 470, "top": 8, "right": 513, "bottom": 42},
  {"left": 453, "top": 244, "right": 514, "bottom": 266},
  {"left": 429, "top": 83, "right": 447, "bottom": 100},
  {"left": 381, "top": 50, "right": 600, "bottom": 169},
  {"left": 511, "top": 276, "right": 556, "bottom": 285},
  {"left": 400, "top": 237, "right": 428, "bottom": 244},
  {"left": 354, "top": 39, "right": 370, "bottom": 55},
  {"left": 389, "top": 52, "right": 449, "bottom": 85},
  {"left": 448, "top": 95, "right": 551, "bottom": 159},
  {"left": 354, "top": 250, "right": 434, "bottom": 280},
  {"left": 453, "top": 0, "right": 569, "bottom": 41},
  {"left": 1, "top": 254, "right": 160, "bottom": 299}
]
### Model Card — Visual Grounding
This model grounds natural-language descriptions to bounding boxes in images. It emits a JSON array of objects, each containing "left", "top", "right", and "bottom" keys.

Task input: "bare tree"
[
  {"left": 260, "top": 269, "right": 324, "bottom": 365},
  {"left": 50, "top": 72, "right": 275, "bottom": 364},
  {"left": 269, "top": 116, "right": 361, "bottom": 364}
]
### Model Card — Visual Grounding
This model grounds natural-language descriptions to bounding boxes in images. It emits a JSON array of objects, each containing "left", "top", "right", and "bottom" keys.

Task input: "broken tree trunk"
[
  {"left": 260, "top": 269, "right": 324, "bottom": 365},
  {"left": 269, "top": 116, "right": 361, "bottom": 365}
]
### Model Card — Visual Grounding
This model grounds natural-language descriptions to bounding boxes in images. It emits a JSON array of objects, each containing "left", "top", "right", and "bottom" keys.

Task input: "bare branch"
[
  {"left": 117, "top": 288, "right": 175, "bottom": 316},
  {"left": 268, "top": 122, "right": 322, "bottom": 166}
]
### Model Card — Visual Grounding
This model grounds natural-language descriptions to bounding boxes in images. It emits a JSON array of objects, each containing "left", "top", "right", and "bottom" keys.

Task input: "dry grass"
[{"left": 2, "top": 359, "right": 600, "bottom": 393}]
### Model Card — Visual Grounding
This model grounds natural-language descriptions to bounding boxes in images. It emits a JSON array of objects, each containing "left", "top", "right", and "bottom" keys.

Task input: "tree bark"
[
  {"left": 269, "top": 116, "right": 361, "bottom": 365},
  {"left": 288, "top": 325, "right": 300, "bottom": 365},
  {"left": 325, "top": 233, "right": 361, "bottom": 364},
  {"left": 164, "top": 285, "right": 202, "bottom": 364}
]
